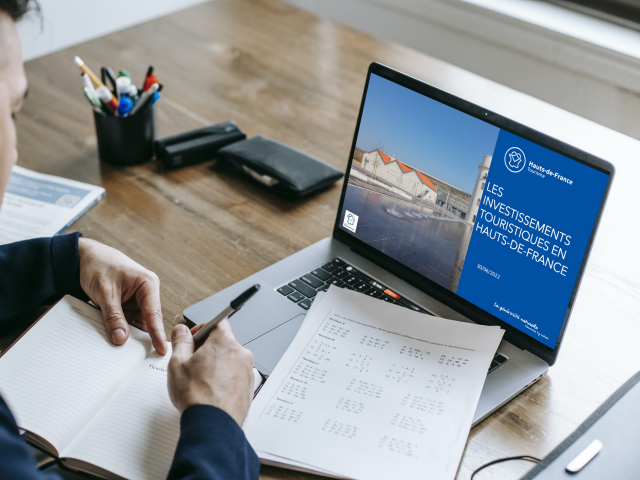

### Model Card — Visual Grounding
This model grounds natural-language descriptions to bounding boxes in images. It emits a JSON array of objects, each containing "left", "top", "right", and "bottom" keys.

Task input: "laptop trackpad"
[{"left": 244, "top": 313, "right": 306, "bottom": 375}]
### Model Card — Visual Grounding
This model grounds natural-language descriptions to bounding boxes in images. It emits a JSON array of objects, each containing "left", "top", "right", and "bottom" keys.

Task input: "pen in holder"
[{"left": 93, "top": 106, "right": 155, "bottom": 165}]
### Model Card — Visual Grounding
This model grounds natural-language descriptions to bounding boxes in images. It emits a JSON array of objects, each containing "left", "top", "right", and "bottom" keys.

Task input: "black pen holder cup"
[{"left": 93, "top": 106, "right": 155, "bottom": 165}]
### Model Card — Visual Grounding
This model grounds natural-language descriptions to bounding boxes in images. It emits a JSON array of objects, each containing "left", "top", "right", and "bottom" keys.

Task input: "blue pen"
[
  {"left": 117, "top": 96, "right": 133, "bottom": 117},
  {"left": 147, "top": 92, "right": 161, "bottom": 109}
]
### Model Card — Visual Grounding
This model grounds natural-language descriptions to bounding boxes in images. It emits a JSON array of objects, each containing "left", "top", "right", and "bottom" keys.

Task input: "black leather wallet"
[{"left": 216, "top": 136, "right": 343, "bottom": 197}]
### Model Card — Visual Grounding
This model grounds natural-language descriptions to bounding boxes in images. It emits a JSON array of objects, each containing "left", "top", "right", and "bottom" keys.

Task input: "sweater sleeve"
[
  {"left": 0, "top": 233, "right": 86, "bottom": 327},
  {"left": 0, "top": 397, "right": 63, "bottom": 480},
  {"left": 167, "top": 405, "right": 260, "bottom": 480}
]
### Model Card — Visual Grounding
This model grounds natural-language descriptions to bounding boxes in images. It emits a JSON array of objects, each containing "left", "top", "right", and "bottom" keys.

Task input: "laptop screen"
[{"left": 338, "top": 72, "right": 610, "bottom": 349}]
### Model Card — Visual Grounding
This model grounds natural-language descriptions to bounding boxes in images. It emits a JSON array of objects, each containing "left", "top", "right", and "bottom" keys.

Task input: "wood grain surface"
[{"left": 7, "top": 0, "right": 640, "bottom": 478}]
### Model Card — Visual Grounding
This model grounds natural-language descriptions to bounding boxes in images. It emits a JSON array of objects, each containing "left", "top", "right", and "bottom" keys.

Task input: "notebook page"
[
  {"left": 64, "top": 344, "right": 180, "bottom": 480},
  {"left": 0, "top": 296, "right": 152, "bottom": 453},
  {"left": 244, "top": 287, "right": 504, "bottom": 480}
]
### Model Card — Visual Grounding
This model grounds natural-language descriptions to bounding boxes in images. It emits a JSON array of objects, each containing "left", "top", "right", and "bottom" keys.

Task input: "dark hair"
[{"left": 0, "top": 0, "right": 38, "bottom": 21}]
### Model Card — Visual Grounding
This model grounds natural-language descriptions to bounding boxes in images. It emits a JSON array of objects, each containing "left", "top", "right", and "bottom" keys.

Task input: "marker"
[
  {"left": 82, "top": 85, "right": 101, "bottom": 109},
  {"left": 96, "top": 86, "right": 118, "bottom": 114},
  {"left": 74, "top": 57, "right": 118, "bottom": 109},
  {"left": 118, "top": 69, "right": 132, "bottom": 79},
  {"left": 142, "top": 65, "right": 153, "bottom": 91},
  {"left": 82, "top": 87, "right": 105, "bottom": 115},
  {"left": 102, "top": 67, "right": 117, "bottom": 96},
  {"left": 130, "top": 83, "right": 159, "bottom": 115},
  {"left": 116, "top": 76, "right": 131, "bottom": 98},
  {"left": 144, "top": 73, "right": 159, "bottom": 92},
  {"left": 147, "top": 92, "right": 161, "bottom": 109},
  {"left": 192, "top": 284, "right": 260, "bottom": 351},
  {"left": 117, "top": 96, "right": 133, "bottom": 117},
  {"left": 82, "top": 73, "right": 95, "bottom": 92},
  {"left": 82, "top": 73, "right": 100, "bottom": 103}
]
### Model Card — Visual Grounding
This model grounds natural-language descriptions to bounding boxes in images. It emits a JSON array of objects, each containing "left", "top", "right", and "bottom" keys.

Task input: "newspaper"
[{"left": 0, "top": 166, "right": 105, "bottom": 245}]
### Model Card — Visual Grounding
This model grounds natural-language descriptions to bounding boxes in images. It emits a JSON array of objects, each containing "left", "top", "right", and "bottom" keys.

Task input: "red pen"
[
  {"left": 144, "top": 73, "right": 159, "bottom": 92},
  {"left": 142, "top": 65, "right": 156, "bottom": 92}
]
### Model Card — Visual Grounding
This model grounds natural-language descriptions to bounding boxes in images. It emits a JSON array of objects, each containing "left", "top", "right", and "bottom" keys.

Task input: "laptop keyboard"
[
  {"left": 276, "top": 257, "right": 509, "bottom": 375},
  {"left": 277, "top": 257, "right": 427, "bottom": 312}
]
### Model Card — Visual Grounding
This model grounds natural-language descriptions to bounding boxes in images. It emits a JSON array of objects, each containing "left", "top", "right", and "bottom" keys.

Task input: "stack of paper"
[
  {"left": 0, "top": 166, "right": 105, "bottom": 245},
  {"left": 244, "top": 287, "right": 504, "bottom": 480}
]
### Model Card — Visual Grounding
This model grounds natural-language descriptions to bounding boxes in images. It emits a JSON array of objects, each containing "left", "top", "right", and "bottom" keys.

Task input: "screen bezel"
[{"left": 332, "top": 62, "right": 614, "bottom": 366}]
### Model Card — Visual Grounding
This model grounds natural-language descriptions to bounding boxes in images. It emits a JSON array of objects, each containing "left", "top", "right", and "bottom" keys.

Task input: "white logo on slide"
[
  {"left": 504, "top": 147, "right": 526, "bottom": 173},
  {"left": 343, "top": 210, "right": 359, "bottom": 233}
]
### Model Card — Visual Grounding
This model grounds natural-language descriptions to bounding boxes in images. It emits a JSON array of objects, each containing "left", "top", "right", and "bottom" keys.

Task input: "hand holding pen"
[
  {"left": 166, "top": 284, "right": 260, "bottom": 426},
  {"left": 192, "top": 284, "right": 261, "bottom": 350}
]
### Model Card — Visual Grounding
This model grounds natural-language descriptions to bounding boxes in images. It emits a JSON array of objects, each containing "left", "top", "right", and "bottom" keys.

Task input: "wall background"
[
  {"left": 282, "top": 0, "right": 640, "bottom": 141},
  {"left": 16, "top": 0, "right": 209, "bottom": 61}
]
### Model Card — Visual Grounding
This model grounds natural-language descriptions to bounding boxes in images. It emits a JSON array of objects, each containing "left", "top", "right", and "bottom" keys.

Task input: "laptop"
[{"left": 184, "top": 63, "right": 614, "bottom": 425}]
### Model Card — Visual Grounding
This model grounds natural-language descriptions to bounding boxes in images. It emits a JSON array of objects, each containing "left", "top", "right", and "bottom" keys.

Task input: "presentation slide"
[
  {"left": 339, "top": 73, "right": 609, "bottom": 348},
  {"left": 456, "top": 130, "right": 609, "bottom": 347}
]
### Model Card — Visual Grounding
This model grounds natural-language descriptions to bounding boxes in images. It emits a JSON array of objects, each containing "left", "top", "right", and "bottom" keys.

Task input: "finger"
[
  {"left": 215, "top": 319, "right": 234, "bottom": 337},
  {"left": 202, "top": 319, "right": 237, "bottom": 348},
  {"left": 170, "top": 324, "right": 194, "bottom": 364},
  {"left": 135, "top": 274, "right": 167, "bottom": 355},
  {"left": 100, "top": 297, "right": 130, "bottom": 346},
  {"left": 241, "top": 345, "right": 255, "bottom": 367},
  {"left": 190, "top": 322, "right": 206, "bottom": 335}
]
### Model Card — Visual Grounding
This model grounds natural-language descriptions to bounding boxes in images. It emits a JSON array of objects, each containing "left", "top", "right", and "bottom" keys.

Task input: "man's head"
[{"left": 0, "top": 0, "right": 31, "bottom": 207}]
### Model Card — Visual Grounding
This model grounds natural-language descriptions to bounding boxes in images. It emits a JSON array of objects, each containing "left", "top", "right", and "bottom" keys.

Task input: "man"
[{"left": 0, "top": 1, "right": 260, "bottom": 479}]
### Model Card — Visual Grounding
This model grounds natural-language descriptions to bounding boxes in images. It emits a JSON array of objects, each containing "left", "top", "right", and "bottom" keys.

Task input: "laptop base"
[{"left": 183, "top": 237, "right": 548, "bottom": 425}]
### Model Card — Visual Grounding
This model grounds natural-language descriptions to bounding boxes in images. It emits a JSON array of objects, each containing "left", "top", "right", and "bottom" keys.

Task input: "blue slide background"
[{"left": 456, "top": 130, "right": 609, "bottom": 348}]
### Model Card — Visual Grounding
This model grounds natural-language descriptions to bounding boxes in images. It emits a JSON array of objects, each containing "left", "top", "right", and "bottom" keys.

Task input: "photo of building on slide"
[{"left": 342, "top": 74, "right": 500, "bottom": 292}]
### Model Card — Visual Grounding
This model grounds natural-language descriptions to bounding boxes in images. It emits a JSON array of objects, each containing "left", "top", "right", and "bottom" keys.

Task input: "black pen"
[
  {"left": 192, "top": 284, "right": 260, "bottom": 350},
  {"left": 101, "top": 67, "right": 117, "bottom": 97}
]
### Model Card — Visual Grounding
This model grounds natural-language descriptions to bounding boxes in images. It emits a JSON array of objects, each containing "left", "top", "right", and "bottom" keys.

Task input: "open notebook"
[{"left": 0, "top": 295, "right": 264, "bottom": 480}]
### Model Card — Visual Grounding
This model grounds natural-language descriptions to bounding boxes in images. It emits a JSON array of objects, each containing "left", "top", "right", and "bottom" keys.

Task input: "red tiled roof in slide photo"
[{"left": 368, "top": 149, "right": 438, "bottom": 192}]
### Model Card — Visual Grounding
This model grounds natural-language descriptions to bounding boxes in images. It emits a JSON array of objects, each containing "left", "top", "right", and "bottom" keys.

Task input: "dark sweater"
[{"left": 0, "top": 233, "right": 259, "bottom": 480}]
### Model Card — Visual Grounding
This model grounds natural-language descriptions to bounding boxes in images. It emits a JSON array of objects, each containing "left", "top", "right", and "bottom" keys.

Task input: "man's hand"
[
  {"left": 79, "top": 238, "right": 167, "bottom": 355},
  {"left": 168, "top": 321, "right": 255, "bottom": 425}
]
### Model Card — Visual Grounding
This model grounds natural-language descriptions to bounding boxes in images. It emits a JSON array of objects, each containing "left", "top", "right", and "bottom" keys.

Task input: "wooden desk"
[{"left": 8, "top": 0, "right": 640, "bottom": 478}]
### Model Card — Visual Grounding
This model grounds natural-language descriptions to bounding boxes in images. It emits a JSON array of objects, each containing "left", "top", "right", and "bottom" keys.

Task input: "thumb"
[
  {"left": 171, "top": 324, "right": 194, "bottom": 363},
  {"left": 101, "top": 300, "right": 130, "bottom": 346}
]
